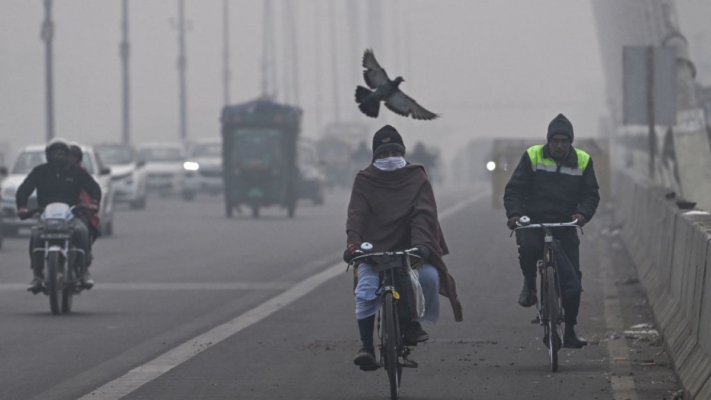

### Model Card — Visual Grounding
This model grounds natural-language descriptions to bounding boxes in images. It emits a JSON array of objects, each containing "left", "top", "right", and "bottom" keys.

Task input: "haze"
[{"left": 0, "top": 0, "right": 604, "bottom": 156}]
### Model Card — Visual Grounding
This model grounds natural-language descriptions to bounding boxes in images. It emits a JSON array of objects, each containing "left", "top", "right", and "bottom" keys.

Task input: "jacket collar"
[{"left": 543, "top": 144, "right": 578, "bottom": 168}]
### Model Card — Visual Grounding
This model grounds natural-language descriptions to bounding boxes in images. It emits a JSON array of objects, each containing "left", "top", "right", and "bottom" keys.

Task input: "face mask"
[{"left": 374, "top": 156, "right": 406, "bottom": 171}]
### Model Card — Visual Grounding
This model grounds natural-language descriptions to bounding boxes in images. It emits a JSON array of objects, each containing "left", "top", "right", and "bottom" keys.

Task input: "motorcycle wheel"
[
  {"left": 61, "top": 262, "right": 74, "bottom": 313},
  {"left": 47, "top": 252, "right": 63, "bottom": 316}
]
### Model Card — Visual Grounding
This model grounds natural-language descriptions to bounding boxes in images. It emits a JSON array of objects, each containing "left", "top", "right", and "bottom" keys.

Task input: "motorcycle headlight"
[{"left": 44, "top": 218, "right": 66, "bottom": 232}]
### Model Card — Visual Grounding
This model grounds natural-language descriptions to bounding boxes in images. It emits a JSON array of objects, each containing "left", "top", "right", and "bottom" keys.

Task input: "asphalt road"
[{"left": 0, "top": 187, "right": 678, "bottom": 399}]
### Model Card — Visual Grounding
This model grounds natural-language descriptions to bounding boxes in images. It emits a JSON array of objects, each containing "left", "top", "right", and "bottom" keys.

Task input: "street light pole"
[
  {"left": 328, "top": 0, "right": 340, "bottom": 122},
  {"left": 41, "top": 0, "right": 55, "bottom": 142},
  {"left": 177, "top": 0, "right": 188, "bottom": 141},
  {"left": 120, "top": 0, "right": 131, "bottom": 145},
  {"left": 222, "top": 0, "right": 230, "bottom": 105}
]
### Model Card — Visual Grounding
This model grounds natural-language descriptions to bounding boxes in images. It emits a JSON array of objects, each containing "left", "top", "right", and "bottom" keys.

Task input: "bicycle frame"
[
  {"left": 513, "top": 218, "right": 580, "bottom": 372},
  {"left": 348, "top": 247, "right": 421, "bottom": 399}
]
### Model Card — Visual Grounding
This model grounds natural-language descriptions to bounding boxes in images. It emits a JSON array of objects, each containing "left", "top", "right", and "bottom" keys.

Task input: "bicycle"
[
  {"left": 513, "top": 216, "right": 580, "bottom": 372},
  {"left": 348, "top": 243, "right": 422, "bottom": 400}
]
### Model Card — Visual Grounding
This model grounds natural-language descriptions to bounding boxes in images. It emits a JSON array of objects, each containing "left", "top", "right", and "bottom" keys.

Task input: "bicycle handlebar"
[
  {"left": 347, "top": 247, "right": 421, "bottom": 268},
  {"left": 514, "top": 219, "right": 579, "bottom": 230}
]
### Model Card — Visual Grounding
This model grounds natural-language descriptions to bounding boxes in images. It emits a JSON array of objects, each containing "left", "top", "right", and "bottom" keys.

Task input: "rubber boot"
[
  {"left": 563, "top": 324, "right": 588, "bottom": 348},
  {"left": 353, "top": 316, "right": 378, "bottom": 371},
  {"left": 518, "top": 277, "right": 537, "bottom": 307}
]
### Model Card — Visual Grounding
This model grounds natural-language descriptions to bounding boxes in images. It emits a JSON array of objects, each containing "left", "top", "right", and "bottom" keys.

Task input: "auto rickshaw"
[{"left": 221, "top": 99, "right": 302, "bottom": 218}]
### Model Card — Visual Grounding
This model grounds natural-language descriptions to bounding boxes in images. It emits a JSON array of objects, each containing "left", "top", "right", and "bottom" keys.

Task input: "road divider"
[{"left": 614, "top": 171, "right": 711, "bottom": 400}]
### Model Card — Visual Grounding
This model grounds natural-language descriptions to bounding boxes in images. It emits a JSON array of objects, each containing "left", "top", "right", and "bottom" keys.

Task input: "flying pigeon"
[{"left": 354, "top": 49, "right": 439, "bottom": 121}]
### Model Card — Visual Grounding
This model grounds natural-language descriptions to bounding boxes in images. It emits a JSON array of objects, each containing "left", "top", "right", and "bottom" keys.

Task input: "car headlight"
[
  {"left": 183, "top": 161, "right": 200, "bottom": 171},
  {"left": 486, "top": 161, "right": 496, "bottom": 171}
]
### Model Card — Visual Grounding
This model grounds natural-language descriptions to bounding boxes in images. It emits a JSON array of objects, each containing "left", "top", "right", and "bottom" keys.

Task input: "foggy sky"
[{"left": 0, "top": 0, "right": 607, "bottom": 158}]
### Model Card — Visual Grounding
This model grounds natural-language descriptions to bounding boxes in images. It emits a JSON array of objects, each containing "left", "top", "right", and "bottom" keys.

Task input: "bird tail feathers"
[
  {"left": 355, "top": 86, "right": 372, "bottom": 104},
  {"left": 358, "top": 99, "right": 380, "bottom": 118}
]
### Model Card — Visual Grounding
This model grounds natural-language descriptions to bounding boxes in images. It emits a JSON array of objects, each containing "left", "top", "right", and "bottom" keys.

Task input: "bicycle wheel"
[
  {"left": 47, "top": 252, "right": 63, "bottom": 316},
  {"left": 383, "top": 293, "right": 400, "bottom": 400},
  {"left": 546, "top": 265, "right": 559, "bottom": 372}
]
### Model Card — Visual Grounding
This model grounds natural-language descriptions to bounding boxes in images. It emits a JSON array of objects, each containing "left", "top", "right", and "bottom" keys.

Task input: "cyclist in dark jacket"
[
  {"left": 345, "top": 125, "right": 462, "bottom": 371},
  {"left": 503, "top": 113, "right": 600, "bottom": 348},
  {"left": 16, "top": 140, "right": 102, "bottom": 292}
]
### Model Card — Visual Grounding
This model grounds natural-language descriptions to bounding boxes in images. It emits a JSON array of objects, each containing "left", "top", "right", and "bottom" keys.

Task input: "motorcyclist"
[
  {"left": 69, "top": 143, "right": 101, "bottom": 270},
  {"left": 68, "top": 143, "right": 102, "bottom": 243},
  {"left": 16, "top": 140, "right": 101, "bottom": 292},
  {"left": 344, "top": 125, "right": 463, "bottom": 371},
  {"left": 503, "top": 113, "right": 600, "bottom": 348}
]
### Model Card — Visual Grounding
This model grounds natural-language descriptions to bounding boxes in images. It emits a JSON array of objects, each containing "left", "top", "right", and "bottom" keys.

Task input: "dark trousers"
[
  {"left": 516, "top": 227, "right": 582, "bottom": 326},
  {"left": 29, "top": 218, "right": 91, "bottom": 271}
]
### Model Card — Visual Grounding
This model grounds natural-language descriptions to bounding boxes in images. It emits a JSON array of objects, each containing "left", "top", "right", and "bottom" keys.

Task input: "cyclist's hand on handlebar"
[
  {"left": 572, "top": 213, "right": 587, "bottom": 227},
  {"left": 413, "top": 244, "right": 431, "bottom": 261},
  {"left": 343, "top": 245, "right": 364, "bottom": 263},
  {"left": 507, "top": 216, "right": 520, "bottom": 230}
]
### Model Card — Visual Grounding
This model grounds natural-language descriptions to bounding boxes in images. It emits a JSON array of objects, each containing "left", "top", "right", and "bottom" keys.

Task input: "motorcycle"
[{"left": 25, "top": 203, "right": 92, "bottom": 315}]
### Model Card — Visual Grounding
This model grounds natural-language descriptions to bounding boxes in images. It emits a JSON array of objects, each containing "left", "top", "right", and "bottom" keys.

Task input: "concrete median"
[{"left": 614, "top": 170, "right": 711, "bottom": 399}]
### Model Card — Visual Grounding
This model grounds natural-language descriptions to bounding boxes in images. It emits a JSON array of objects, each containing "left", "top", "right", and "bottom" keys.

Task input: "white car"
[
  {"left": 181, "top": 138, "right": 223, "bottom": 201},
  {"left": 95, "top": 143, "right": 147, "bottom": 209},
  {"left": 0, "top": 144, "right": 116, "bottom": 236},
  {"left": 136, "top": 143, "right": 185, "bottom": 196}
]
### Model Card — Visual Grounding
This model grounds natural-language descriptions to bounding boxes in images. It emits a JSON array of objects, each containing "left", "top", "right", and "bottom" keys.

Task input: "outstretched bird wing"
[
  {"left": 362, "top": 49, "right": 390, "bottom": 89},
  {"left": 385, "top": 90, "right": 439, "bottom": 121}
]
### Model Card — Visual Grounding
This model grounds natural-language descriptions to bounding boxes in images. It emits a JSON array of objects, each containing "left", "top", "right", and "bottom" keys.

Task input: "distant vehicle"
[
  {"left": 136, "top": 142, "right": 185, "bottom": 196},
  {"left": 94, "top": 143, "right": 147, "bottom": 209},
  {"left": 0, "top": 144, "right": 116, "bottom": 236},
  {"left": 181, "top": 138, "right": 223, "bottom": 201},
  {"left": 298, "top": 139, "right": 325, "bottom": 205},
  {"left": 221, "top": 99, "right": 302, "bottom": 218}
]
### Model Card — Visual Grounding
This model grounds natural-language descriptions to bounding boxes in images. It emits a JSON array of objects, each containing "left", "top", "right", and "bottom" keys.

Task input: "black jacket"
[
  {"left": 503, "top": 144, "right": 599, "bottom": 223},
  {"left": 16, "top": 163, "right": 102, "bottom": 209}
]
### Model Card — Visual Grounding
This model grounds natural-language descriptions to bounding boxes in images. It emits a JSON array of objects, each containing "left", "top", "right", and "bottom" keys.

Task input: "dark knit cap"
[
  {"left": 547, "top": 113, "right": 574, "bottom": 143},
  {"left": 372, "top": 125, "right": 406, "bottom": 157}
]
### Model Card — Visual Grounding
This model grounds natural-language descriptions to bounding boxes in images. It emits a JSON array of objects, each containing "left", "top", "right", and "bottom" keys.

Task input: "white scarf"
[{"left": 374, "top": 156, "right": 407, "bottom": 171}]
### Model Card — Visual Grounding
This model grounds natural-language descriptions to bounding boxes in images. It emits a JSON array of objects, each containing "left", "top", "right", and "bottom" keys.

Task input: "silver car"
[
  {"left": 137, "top": 143, "right": 186, "bottom": 196},
  {"left": 0, "top": 145, "right": 116, "bottom": 236},
  {"left": 95, "top": 143, "right": 148, "bottom": 209},
  {"left": 181, "top": 139, "right": 223, "bottom": 201}
]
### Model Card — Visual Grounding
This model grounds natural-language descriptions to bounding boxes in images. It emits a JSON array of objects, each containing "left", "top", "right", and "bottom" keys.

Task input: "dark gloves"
[
  {"left": 507, "top": 216, "right": 521, "bottom": 230},
  {"left": 413, "top": 244, "right": 431, "bottom": 261},
  {"left": 571, "top": 213, "right": 587, "bottom": 227},
  {"left": 343, "top": 244, "right": 363, "bottom": 263}
]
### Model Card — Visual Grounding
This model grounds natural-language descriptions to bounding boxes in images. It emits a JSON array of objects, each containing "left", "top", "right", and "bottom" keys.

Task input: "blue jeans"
[{"left": 355, "top": 263, "right": 440, "bottom": 324}]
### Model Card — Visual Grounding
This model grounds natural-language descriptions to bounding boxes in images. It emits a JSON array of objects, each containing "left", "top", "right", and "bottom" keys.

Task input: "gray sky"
[{"left": 0, "top": 0, "right": 607, "bottom": 157}]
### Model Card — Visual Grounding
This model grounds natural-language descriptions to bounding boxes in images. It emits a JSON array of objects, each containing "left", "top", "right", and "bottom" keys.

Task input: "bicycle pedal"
[
  {"left": 401, "top": 359, "right": 418, "bottom": 368},
  {"left": 531, "top": 316, "right": 541, "bottom": 324}
]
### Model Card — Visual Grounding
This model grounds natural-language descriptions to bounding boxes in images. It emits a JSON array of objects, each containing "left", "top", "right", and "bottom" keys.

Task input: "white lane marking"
[
  {"left": 77, "top": 191, "right": 489, "bottom": 400},
  {"left": 0, "top": 282, "right": 294, "bottom": 291},
  {"left": 598, "top": 234, "right": 639, "bottom": 400}
]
